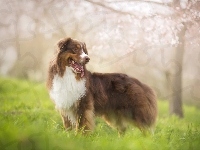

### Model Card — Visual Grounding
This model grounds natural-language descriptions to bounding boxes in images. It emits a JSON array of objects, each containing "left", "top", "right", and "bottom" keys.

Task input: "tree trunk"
[{"left": 169, "top": 24, "right": 186, "bottom": 118}]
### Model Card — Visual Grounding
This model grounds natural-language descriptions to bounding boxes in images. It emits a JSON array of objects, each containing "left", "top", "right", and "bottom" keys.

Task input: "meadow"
[{"left": 0, "top": 77, "right": 200, "bottom": 150}]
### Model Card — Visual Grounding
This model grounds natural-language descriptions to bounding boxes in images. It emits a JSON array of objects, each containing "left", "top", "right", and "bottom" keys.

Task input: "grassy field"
[{"left": 0, "top": 77, "right": 200, "bottom": 150}]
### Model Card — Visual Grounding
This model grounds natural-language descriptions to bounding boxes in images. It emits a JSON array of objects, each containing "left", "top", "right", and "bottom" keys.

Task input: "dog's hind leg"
[{"left": 102, "top": 113, "right": 127, "bottom": 136}]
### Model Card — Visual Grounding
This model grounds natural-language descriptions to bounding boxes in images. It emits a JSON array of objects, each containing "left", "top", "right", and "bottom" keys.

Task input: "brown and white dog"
[{"left": 47, "top": 37, "right": 157, "bottom": 134}]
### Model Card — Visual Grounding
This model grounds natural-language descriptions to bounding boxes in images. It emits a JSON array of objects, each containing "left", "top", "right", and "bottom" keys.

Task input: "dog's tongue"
[
  {"left": 81, "top": 71, "right": 84, "bottom": 77},
  {"left": 71, "top": 62, "right": 84, "bottom": 77}
]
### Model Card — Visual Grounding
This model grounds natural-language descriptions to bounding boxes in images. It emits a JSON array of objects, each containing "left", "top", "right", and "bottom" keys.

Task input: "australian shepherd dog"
[{"left": 46, "top": 37, "right": 157, "bottom": 134}]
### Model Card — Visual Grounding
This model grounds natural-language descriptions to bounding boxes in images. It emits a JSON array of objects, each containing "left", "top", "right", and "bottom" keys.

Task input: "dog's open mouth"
[{"left": 69, "top": 58, "right": 84, "bottom": 77}]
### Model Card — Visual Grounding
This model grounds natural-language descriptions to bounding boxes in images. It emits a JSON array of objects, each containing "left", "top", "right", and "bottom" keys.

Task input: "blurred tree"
[
  {"left": 168, "top": 1, "right": 200, "bottom": 117},
  {"left": 169, "top": 24, "right": 186, "bottom": 118}
]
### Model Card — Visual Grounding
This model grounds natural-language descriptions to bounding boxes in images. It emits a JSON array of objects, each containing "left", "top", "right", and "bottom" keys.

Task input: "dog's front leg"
[
  {"left": 59, "top": 109, "right": 76, "bottom": 131},
  {"left": 76, "top": 110, "right": 94, "bottom": 134},
  {"left": 61, "top": 115, "right": 73, "bottom": 131},
  {"left": 76, "top": 98, "right": 95, "bottom": 134}
]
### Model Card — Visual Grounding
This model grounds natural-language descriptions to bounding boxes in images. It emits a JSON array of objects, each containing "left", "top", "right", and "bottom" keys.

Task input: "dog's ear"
[
  {"left": 83, "top": 42, "right": 88, "bottom": 54},
  {"left": 57, "top": 38, "right": 72, "bottom": 51}
]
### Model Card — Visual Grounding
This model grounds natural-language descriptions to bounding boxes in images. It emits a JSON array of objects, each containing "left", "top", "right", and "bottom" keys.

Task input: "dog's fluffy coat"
[{"left": 47, "top": 37, "right": 157, "bottom": 134}]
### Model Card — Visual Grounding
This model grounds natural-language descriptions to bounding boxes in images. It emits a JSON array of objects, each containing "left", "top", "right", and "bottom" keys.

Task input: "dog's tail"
[{"left": 131, "top": 82, "right": 158, "bottom": 132}]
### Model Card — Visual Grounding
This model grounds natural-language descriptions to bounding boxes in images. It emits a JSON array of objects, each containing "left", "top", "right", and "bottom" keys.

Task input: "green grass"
[{"left": 0, "top": 77, "right": 200, "bottom": 150}]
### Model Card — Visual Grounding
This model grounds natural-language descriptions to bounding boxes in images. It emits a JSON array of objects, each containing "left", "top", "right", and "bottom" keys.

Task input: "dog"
[{"left": 46, "top": 37, "right": 157, "bottom": 134}]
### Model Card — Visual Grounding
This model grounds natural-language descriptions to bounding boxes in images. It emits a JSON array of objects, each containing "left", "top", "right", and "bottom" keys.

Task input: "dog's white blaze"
[
  {"left": 80, "top": 45, "right": 88, "bottom": 59},
  {"left": 50, "top": 67, "right": 86, "bottom": 121},
  {"left": 80, "top": 50, "right": 88, "bottom": 59}
]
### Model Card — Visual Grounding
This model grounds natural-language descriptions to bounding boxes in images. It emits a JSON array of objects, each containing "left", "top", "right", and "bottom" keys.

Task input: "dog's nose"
[{"left": 85, "top": 56, "right": 90, "bottom": 63}]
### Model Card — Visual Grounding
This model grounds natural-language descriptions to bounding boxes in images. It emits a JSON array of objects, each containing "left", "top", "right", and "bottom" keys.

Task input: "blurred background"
[{"left": 0, "top": 0, "right": 200, "bottom": 115}]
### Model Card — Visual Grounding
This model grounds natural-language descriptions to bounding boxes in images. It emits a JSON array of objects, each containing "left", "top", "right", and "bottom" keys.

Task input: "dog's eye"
[{"left": 73, "top": 48, "right": 78, "bottom": 52}]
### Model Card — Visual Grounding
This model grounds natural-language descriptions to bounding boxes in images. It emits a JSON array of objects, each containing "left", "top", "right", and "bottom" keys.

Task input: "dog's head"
[{"left": 56, "top": 38, "right": 90, "bottom": 77}]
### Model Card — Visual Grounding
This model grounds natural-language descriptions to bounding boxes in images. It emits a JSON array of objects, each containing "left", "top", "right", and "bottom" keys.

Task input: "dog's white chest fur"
[{"left": 50, "top": 67, "right": 86, "bottom": 110}]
